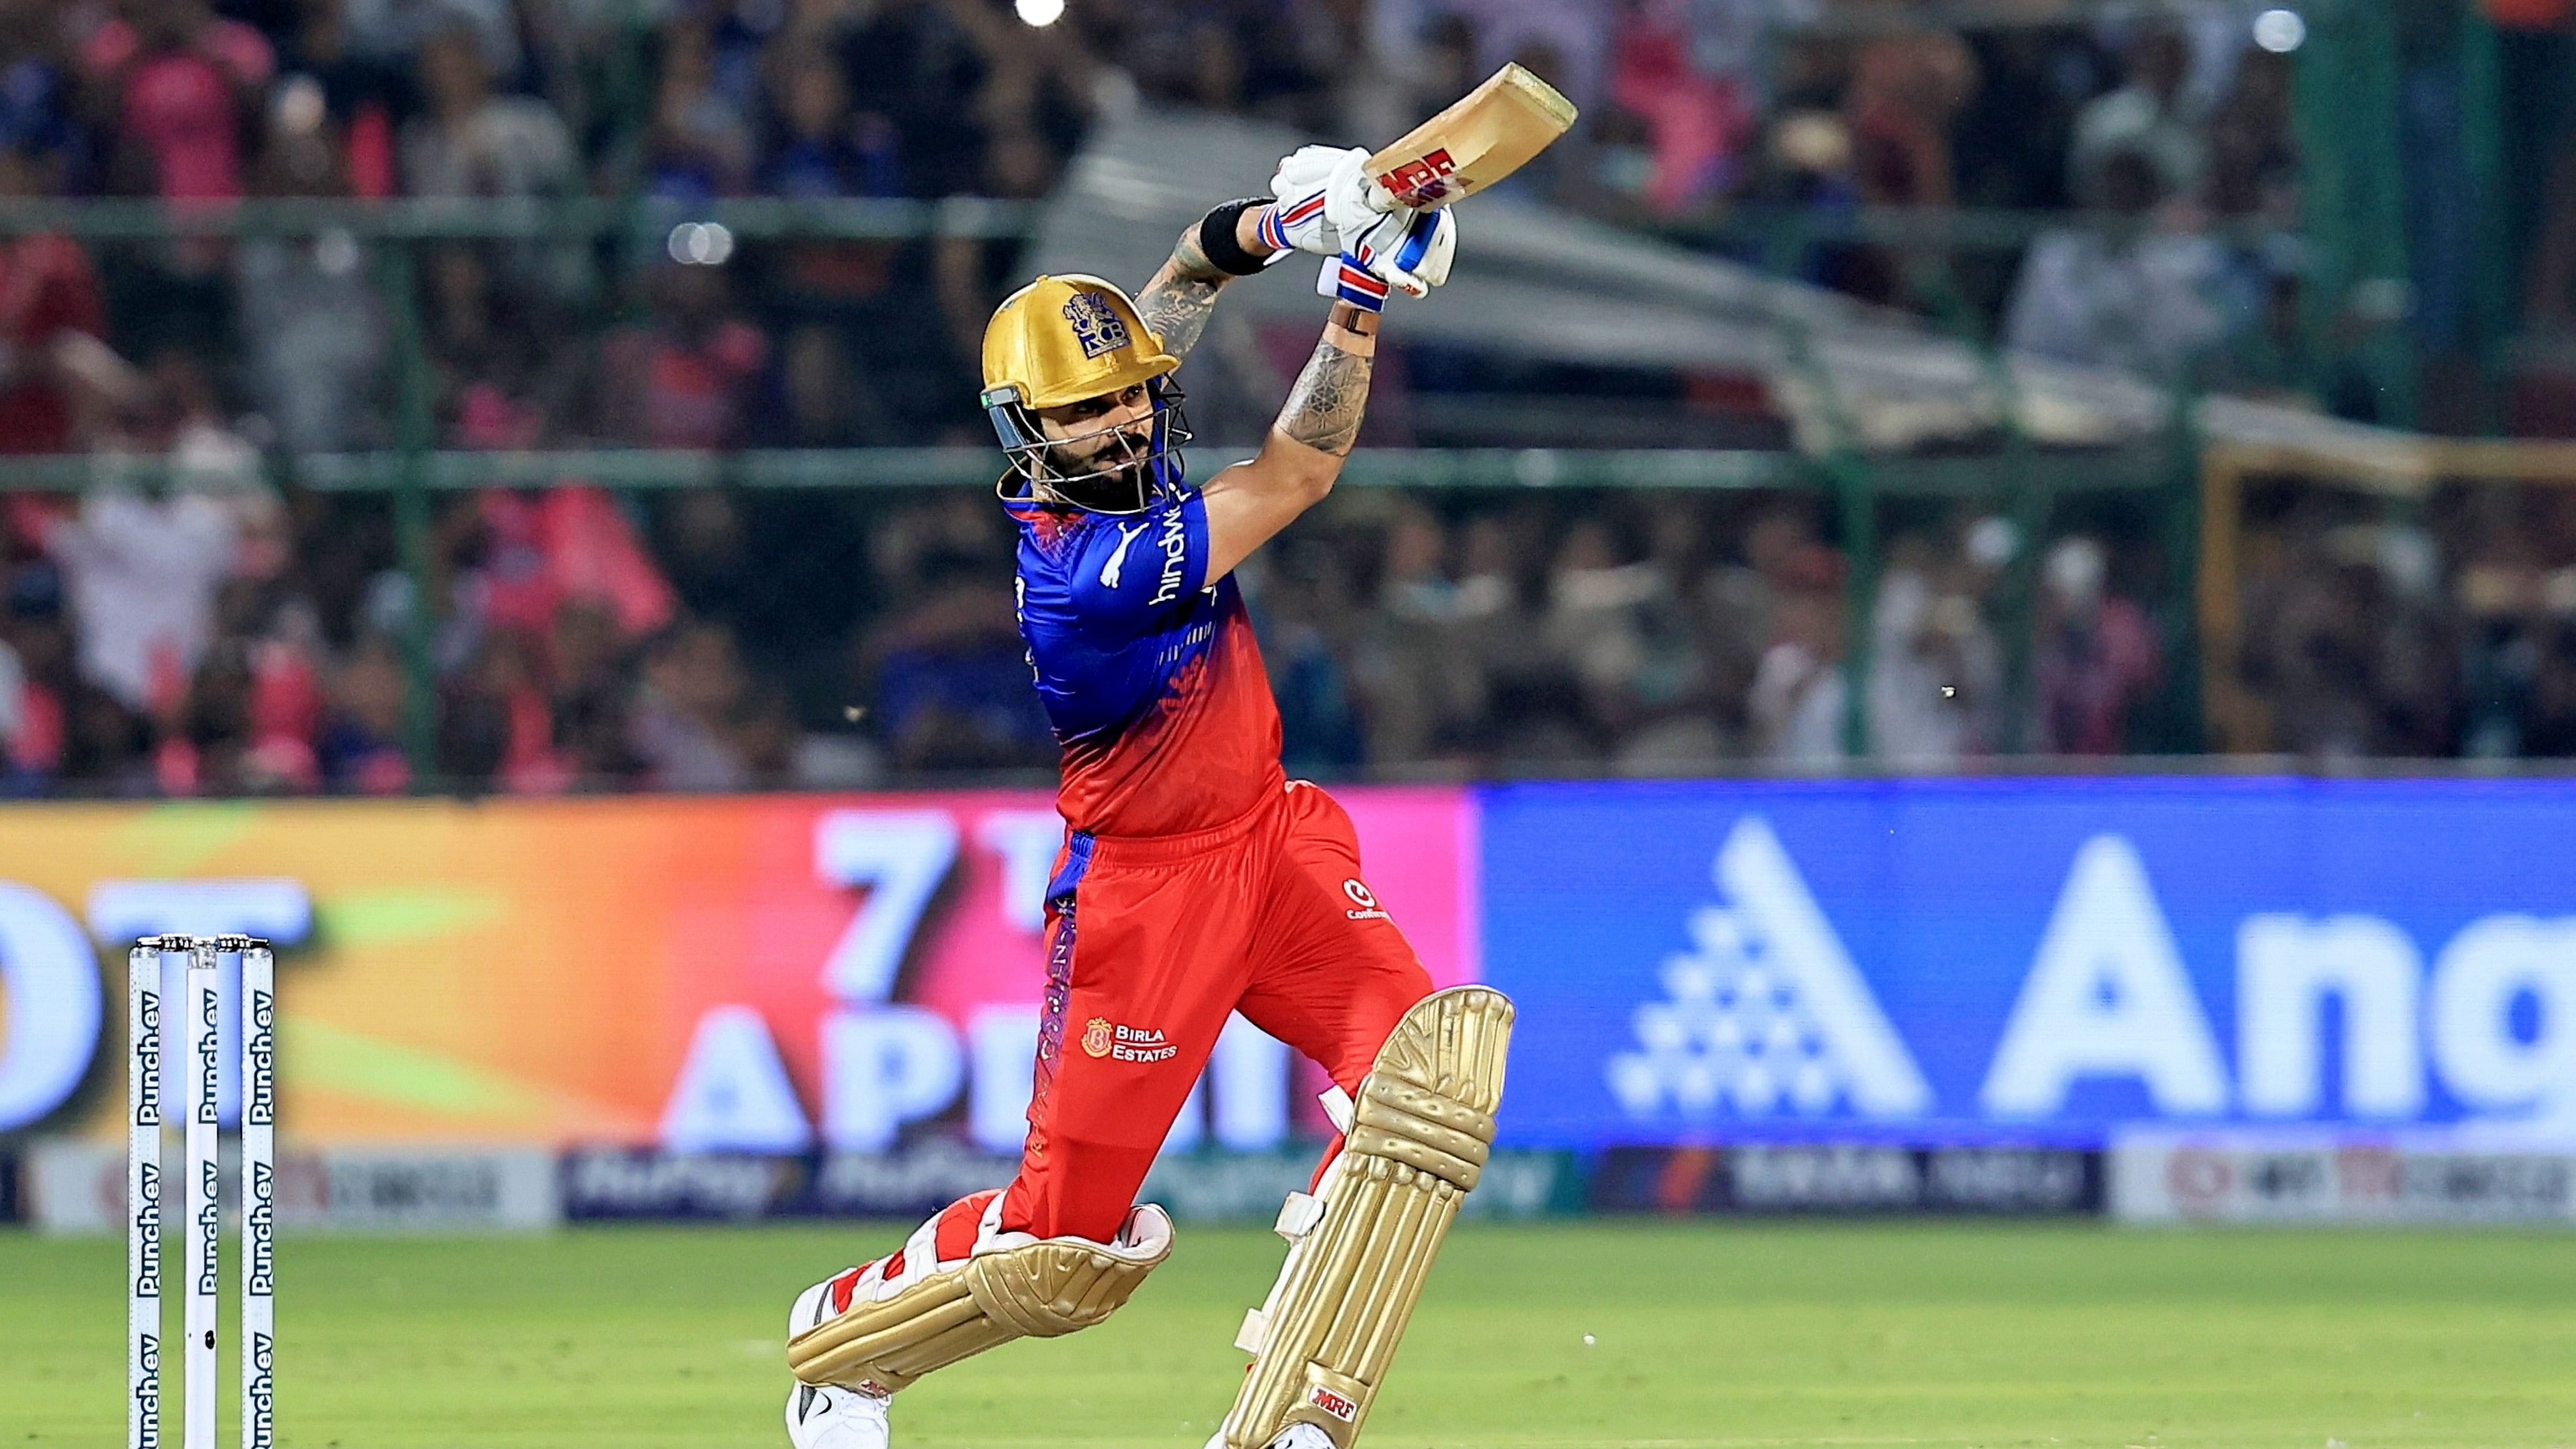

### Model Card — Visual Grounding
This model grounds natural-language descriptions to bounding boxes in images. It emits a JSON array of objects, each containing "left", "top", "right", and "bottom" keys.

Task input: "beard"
[
  {"left": 1044, "top": 457, "right": 1152, "bottom": 513},
  {"left": 1038, "top": 432, "right": 1156, "bottom": 513}
]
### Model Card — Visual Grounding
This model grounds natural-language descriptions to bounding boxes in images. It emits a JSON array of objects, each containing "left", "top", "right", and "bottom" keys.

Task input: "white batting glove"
[
  {"left": 1264, "top": 145, "right": 1381, "bottom": 258},
  {"left": 1317, "top": 205, "right": 1457, "bottom": 309}
]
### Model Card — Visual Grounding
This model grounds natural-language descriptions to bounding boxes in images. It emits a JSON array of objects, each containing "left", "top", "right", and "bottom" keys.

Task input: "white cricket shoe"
[
  {"left": 784, "top": 1277, "right": 891, "bottom": 1448},
  {"left": 785, "top": 1383, "right": 890, "bottom": 1449}
]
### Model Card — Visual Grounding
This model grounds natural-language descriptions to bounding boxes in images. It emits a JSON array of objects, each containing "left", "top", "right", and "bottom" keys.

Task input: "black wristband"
[{"left": 1197, "top": 197, "right": 1275, "bottom": 277}]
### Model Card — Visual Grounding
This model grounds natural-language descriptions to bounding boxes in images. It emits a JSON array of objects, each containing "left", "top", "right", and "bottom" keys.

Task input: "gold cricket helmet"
[
  {"left": 980, "top": 274, "right": 1178, "bottom": 411},
  {"left": 981, "top": 274, "right": 1191, "bottom": 515}
]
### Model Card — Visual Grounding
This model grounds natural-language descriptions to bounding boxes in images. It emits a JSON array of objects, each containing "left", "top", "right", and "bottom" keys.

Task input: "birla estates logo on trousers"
[{"left": 1081, "top": 1018, "right": 1176, "bottom": 1063}]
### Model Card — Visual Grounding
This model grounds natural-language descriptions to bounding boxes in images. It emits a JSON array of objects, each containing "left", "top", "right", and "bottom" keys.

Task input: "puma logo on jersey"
[{"left": 1099, "top": 521, "right": 1149, "bottom": 588}]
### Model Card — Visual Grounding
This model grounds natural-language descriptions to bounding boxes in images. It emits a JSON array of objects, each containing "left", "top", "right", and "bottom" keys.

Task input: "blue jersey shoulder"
[{"left": 1010, "top": 493, "right": 1222, "bottom": 742}]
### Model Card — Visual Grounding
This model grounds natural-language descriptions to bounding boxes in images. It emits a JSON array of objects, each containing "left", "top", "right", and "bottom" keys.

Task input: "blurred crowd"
[
  {"left": 0, "top": 0, "right": 2324, "bottom": 460},
  {"left": 29, "top": 438, "right": 2576, "bottom": 796},
  {"left": 1244, "top": 489, "right": 2180, "bottom": 773},
  {"left": 25, "top": 455, "right": 2576, "bottom": 796},
  {"left": 2222, "top": 475, "right": 2576, "bottom": 763},
  {"left": 1, "top": 475, "right": 2196, "bottom": 797},
  {"left": 1596, "top": 4, "right": 2305, "bottom": 388}
]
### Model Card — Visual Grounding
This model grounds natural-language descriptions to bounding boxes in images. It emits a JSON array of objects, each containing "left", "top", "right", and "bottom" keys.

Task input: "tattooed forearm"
[
  {"left": 1277, "top": 337, "right": 1373, "bottom": 455},
  {"left": 1134, "top": 265, "right": 1223, "bottom": 361},
  {"left": 1133, "top": 225, "right": 1232, "bottom": 360},
  {"left": 1167, "top": 222, "right": 1228, "bottom": 284}
]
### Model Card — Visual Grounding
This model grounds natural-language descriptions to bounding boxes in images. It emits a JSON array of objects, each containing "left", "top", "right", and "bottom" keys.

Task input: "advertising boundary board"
[
  {"left": 0, "top": 789, "right": 1471, "bottom": 1152},
  {"left": 1479, "top": 777, "right": 2576, "bottom": 1150},
  {"left": 25, "top": 1140, "right": 562, "bottom": 1233},
  {"left": 2109, "top": 1130, "right": 2576, "bottom": 1225},
  {"left": 557, "top": 1143, "right": 1579, "bottom": 1223},
  {"left": 9, "top": 778, "right": 2576, "bottom": 1157},
  {"left": 1586, "top": 1144, "right": 2102, "bottom": 1216}
]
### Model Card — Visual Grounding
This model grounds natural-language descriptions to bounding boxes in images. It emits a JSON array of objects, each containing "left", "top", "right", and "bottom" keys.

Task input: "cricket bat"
[{"left": 1364, "top": 63, "right": 1578, "bottom": 211}]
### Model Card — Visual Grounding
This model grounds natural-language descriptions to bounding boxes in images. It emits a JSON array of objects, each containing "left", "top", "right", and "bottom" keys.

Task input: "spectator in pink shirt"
[{"left": 83, "top": 0, "right": 273, "bottom": 205}]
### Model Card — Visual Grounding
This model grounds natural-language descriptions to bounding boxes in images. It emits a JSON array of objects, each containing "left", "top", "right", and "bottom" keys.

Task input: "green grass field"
[{"left": 5, "top": 1221, "right": 2574, "bottom": 1448}]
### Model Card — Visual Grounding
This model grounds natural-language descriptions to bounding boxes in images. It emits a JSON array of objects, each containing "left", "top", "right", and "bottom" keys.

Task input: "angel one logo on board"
[{"left": 1609, "top": 816, "right": 2576, "bottom": 1130}]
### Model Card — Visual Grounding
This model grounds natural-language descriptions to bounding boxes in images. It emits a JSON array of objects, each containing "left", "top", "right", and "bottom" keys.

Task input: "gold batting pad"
[
  {"left": 1219, "top": 986, "right": 1513, "bottom": 1449},
  {"left": 788, "top": 1222, "right": 1171, "bottom": 1393}
]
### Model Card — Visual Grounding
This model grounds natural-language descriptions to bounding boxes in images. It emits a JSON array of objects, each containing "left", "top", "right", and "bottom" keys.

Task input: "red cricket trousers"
[{"left": 998, "top": 779, "right": 1435, "bottom": 1243}]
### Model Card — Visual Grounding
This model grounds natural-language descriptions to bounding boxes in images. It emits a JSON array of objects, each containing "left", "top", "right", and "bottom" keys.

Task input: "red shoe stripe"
[{"left": 829, "top": 1266, "right": 866, "bottom": 1313}]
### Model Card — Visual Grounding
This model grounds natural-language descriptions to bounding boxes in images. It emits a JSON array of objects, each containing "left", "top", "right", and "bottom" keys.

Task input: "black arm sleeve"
[{"left": 1197, "top": 197, "right": 1275, "bottom": 278}]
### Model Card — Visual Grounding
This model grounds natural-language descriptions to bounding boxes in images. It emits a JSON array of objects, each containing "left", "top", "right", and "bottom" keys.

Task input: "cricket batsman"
[{"left": 778, "top": 144, "right": 1515, "bottom": 1449}]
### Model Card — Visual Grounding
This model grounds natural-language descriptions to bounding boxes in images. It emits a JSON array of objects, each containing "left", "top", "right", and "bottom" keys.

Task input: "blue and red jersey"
[{"left": 1006, "top": 488, "right": 1283, "bottom": 837}]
